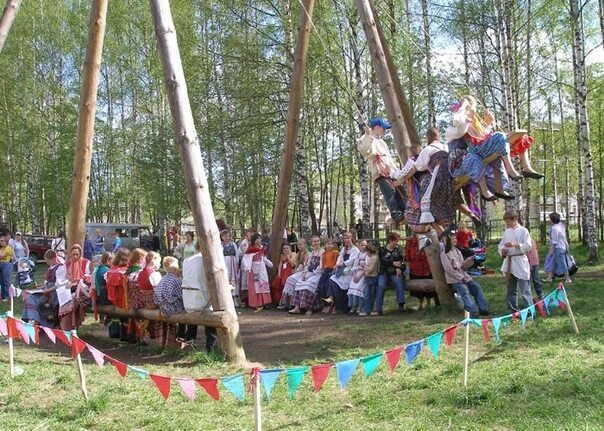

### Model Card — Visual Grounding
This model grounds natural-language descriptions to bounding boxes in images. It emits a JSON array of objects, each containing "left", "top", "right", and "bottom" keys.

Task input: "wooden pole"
[
  {"left": 253, "top": 369, "right": 263, "bottom": 431},
  {"left": 0, "top": 0, "right": 22, "bottom": 53},
  {"left": 561, "top": 286, "right": 580, "bottom": 335},
  {"left": 8, "top": 308, "right": 15, "bottom": 378},
  {"left": 66, "top": 0, "right": 108, "bottom": 249},
  {"left": 149, "top": 0, "right": 246, "bottom": 364},
  {"left": 268, "top": 0, "right": 315, "bottom": 276},
  {"left": 72, "top": 331, "right": 89, "bottom": 401},
  {"left": 367, "top": 0, "right": 421, "bottom": 149},
  {"left": 424, "top": 231, "right": 456, "bottom": 306},
  {"left": 462, "top": 311, "right": 470, "bottom": 388},
  {"left": 355, "top": 0, "right": 410, "bottom": 164}
]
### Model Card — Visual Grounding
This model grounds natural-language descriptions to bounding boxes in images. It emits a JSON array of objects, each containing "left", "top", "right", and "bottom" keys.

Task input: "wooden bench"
[{"left": 95, "top": 305, "right": 233, "bottom": 329}]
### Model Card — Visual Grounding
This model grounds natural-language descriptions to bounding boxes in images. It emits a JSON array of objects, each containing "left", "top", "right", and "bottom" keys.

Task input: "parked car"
[
  {"left": 85, "top": 223, "right": 160, "bottom": 252},
  {"left": 23, "top": 235, "right": 54, "bottom": 264}
]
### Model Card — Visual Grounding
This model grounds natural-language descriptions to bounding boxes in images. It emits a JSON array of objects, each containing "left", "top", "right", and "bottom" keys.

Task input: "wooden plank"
[{"left": 96, "top": 305, "right": 232, "bottom": 329}]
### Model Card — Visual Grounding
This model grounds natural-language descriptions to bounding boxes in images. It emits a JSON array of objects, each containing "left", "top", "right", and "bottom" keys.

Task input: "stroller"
[
  {"left": 465, "top": 239, "right": 488, "bottom": 276},
  {"left": 14, "top": 257, "right": 36, "bottom": 288}
]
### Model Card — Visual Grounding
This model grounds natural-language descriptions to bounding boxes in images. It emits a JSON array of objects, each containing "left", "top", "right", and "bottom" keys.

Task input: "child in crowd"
[
  {"left": 526, "top": 233, "right": 544, "bottom": 300},
  {"left": 272, "top": 243, "right": 295, "bottom": 305},
  {"left": 319, "top": 239, "right": 340, "bottom": 313},
  {"left": 498, "top": 210, "right": 533, "bottom": 311},
  {"left": 347, "top": 240, "right": 367, "bottom": 314},
  {"left": 359, "top": 243, "right": 379, "bottom": 316}
]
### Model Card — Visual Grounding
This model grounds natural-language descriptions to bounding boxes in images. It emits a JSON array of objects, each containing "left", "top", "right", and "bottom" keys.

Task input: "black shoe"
[
  {"left": 481, "top": 194, "right": 497, "bottom": 202},
  {"left": 478, "top": 309, "right": 490, "bottom": 317},
  {"left": 471, "top": 216, "right": 482, "bottom": 229},
  {"left": 494, "top": 192, "right": 515, "bottom": 201},
  {"left": 398, "top": 303, "right": 406, "bottom": 313},
  {"left": 522, "top": 171, "right": 544, "bottom": 179}
]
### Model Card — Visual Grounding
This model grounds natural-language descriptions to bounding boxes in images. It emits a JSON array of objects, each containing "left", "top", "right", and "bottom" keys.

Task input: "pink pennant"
[
  {"left": 0, "top": 317, "right": 7, "bottom": 336},
  {"left": 385, "top": 347, "right": 403, "bottom": 373},
  {"left": 16, "top": 321, "right": 30, "bottom": 344},
  {"left": 42, "top": 326, "right": 56, "bottom": 343},
  {"left": 178, "top": 379, "right": 196, "bottom": 401},
  {"left": 481, "top": 319, "right": 490, "bottom": 342},
  {"left": 87, "top": 345, "right": 105, "bottom": 367},
  {"left": 150, "top": 374, "right": 172, "bottom": 400}
]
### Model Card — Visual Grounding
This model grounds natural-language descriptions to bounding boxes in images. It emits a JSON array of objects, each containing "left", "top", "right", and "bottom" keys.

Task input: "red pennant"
[
  {"left": 385, "top": 347, "right": 403, "bottom": 373},
  {"left": 195, "top": 378, "right": 220, "bottom": 401},
  {"left": 7, "top": 317, "right": 19, "bottom": 339},
  {"left": 311, "top": 364, "right": 332, "bottom": 392},
  {"left": 444, "top": 325, "right": 458, "bottom": 346},
  {"left": 535, "top": 302, "right": 547, "bottom": 319},
  {"left": 512, "top": 312, "right": 520, "bottom": 321},
  {"left": 53, "top": 329, "right": 72, "bottom": 346},
  {"left": 481, "top": 319, "right": 490, "bottom": 342},
  {"left": 150, "top": 374, "right": 172, "bottom": 400},
  {"left": 558, "top": 299, "right": 567, "bottom": 311},
  {"left": 71, "top": 336, "right": 87, "bottom": 358},
  {"left": 108, "top": 357, "right": 128, "bottom": 378}
]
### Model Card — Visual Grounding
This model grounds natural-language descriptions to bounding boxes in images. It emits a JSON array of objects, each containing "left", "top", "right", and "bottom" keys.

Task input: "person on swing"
[{"left": 358, "top": 118, "right": 407, "bottom": 226}]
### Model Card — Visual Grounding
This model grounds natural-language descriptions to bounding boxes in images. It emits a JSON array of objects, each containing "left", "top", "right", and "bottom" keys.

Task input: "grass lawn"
[{"left": 0, "top": 243, "right": 603, "bottom": 430}]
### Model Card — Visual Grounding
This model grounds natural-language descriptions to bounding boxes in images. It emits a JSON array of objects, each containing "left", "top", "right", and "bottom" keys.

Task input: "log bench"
[{"left": 95, "top": 305, "right": 233, "bottom": 329}]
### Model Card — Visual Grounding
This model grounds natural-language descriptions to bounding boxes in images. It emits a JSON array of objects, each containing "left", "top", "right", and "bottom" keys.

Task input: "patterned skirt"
[{"left": 292, "top": 289, "right": 319, "bottom": 310}]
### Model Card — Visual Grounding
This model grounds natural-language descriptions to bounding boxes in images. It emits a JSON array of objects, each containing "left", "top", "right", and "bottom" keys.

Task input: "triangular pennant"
[
  {"left": 426, "top": 332, "right": 443, "bottom": 359},
  {"left": 444, "top": 325, "right": 458, "bottom": 346},
  {"left": 87, "top": 345, "right": 105, "bottom": 367},
  {"left": 360, "top": 352, "right": 383, "bottom": 378},
  {"left": 501, "top": 315, "right": 513, "bottom": 327},
  {"left": 470, "top": 319, "right": 482, "bottom": 328},
  {"left": 195, "top": 378, "right": 220, "bottom": 401},
  {"left": 221, "top": 374, "right": 245, "bottom": 401},
  {"left": 150, "top": 374, "right": 171, "bottom": 400},
  {"left": 535, "top": 302, "right": 548, "bottom": 319},
  {"left": 24, "top": 323, "right": 38, "bottom": 345},
  {"left": 16, "top": 320, "right": 30, "bottom": 344},
  {"left": 550, "top": 295, "right": 560, "bottom": 308},
  {"left": 53, "top": 329, "right": 72, "bottom": 346},
  {"left": 528, "top": 305, "right": 536, "bottom": 319},
  {"left": 335, "top": 359, "right": 359, "bottom": 389},
  {"left": 41, "top": 326, "right": 56, "bottom": 343},
  {"left": 7, "top": 317, "right": 19, "bottom": 339},
  {"left": 492, "top": 317, "right": 502, "bottom": 341},
  {"left": 128, "top": 366, "right": 149, "bottom": 379},
  {"left": 520, "top": 309, "right": 528, "bottom": 327},
  {"left": 108, "top": 357, "right": 128, "bottom": 378},
  {"left": 404, "top": 340, "right": 424, "bottom": 365},
  {"left": 0, "top": 317, "right": 7, "bottom": 337},
  {"left": 311, "top": 364, "right": 332, "bottom": 392},
  {"left": 543, "top": 296, "right": 552, "bottom": 315},
  {"left": 15, "top": 287, "right": 22, "bottom": 298},
  {"left": 71, "top": 336, "right": 87, "bottom": 358},
  {"left": 385, "top": 347, "right": 403, "bottom": 373},
  {"left": 481, "top": 319, "right": 490, "bottom": 342},
  {"left": 178, "top": 379, "right": 196, "bottom": 401},
  {"left": 286, "top": 367, "right": 308, "bottom": 398},
  {"left": 557, "top": 291, "right": 567, "bottom": 310},
  {"left": 259, "top": 369, "right": 282, "bottom": 400}
]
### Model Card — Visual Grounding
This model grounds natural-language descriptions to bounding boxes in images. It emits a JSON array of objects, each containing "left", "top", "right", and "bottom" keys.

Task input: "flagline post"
[
  {"left": 462, "top": 311, "right": 470, "bottom": 388},
  {"left": 253, "top": 369, "right": 263, "bottom": 431},
  {"left": 561, "top": 286, "right": 579, "bottom": 335},
  {"left": 73, "top": 330, "right": 89, "bottom": 401},
  {"left": 7, "top": 311, "right": 15, "bottom": 378}
]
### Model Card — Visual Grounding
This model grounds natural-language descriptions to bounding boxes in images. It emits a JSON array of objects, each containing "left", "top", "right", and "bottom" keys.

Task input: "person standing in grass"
[
  {"left": 241, "top": 233, "right": 274, "bottom": 312},
  {"left": 359, "top": 243, "right": 379, "bottom": 316},
  {"left": 526, "top": 234, "right": 544, "bottom": 300},
  {"left": 498, "top": 210, "right": 534, "bottom": 311},
  {"left": 0, "top": 235, "right": 13, "bottom": 300},
  {"left": 347, "top": 239, "right": 368, "bottom": 314},
  {"left": 544, "top": 212, "right": 573, "bottom": 284},
  {"left": 377, "top": 232, "right": 406, "bottom": 313}
]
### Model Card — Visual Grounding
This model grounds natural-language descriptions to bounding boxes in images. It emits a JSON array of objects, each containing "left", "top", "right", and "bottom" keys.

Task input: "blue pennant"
[
  {"left": 24, "top": 323, "right": 36, "bottom": 341},
  {"left": 336, "top": 359, "right": 359, "bottom": 389},
  {"left": 470, "top": 319, "right": 483, "bottom": 328},
  {"left": 128, "top": 366, "right": 149, "bottom": 379},
  {"left": 405, "top": 340, "right": 424, "bottom": 365},
  {"left": 260, "top": 369, "right": 282, "bottom": 400},
  {"left": 221, "top": 374, "right": 245, "bottom": 401},
  {"left": 491, "top": 317, "right": 502, "bottom": 341},
  {"left": 528, "top": 305, "right": 536, "bottom": 319},
  {"left": 520, "top": 309, "right": 529, "bottom": 327}
]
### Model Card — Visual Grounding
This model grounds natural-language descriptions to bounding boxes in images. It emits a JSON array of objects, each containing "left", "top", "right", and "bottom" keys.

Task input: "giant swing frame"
[{"left": 0, "top": 0, "right": 455, "bottom": 364}]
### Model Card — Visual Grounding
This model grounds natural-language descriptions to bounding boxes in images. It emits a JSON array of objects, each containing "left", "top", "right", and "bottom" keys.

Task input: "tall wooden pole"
[
  {"left": 268, "top": 0, "right": 315, "bottom": 274},
  {"left": 0, "top": 0, "right": 22, "bottom": 53},
  {"left": 355, "top": 0, "right": 410, "bottom": 164},
  {"left": 67, "top": 0, "right": 108, "bottom": 249},
  {"left": 149, "top": 0, "right": 246, "bottom": 364}
]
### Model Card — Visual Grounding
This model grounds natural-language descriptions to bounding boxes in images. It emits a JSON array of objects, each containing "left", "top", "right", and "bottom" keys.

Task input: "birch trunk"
[
  {"left": 296, "top": 140, "right": 312, "bottom": 239},
  {"left": 420, "top": 0, "right": 435, "bottom": 126},
  {"left": 67, "top": 0, "right": 108, "bottom": 249},
  {"left": 0, "top": 0, "right": 21, "bottom": 53},
  {"left": 570, "top": 0, "right": 599, "bottom": 261},
  {"left": 149, "top": 0, "right": 246, "bottom": 363}
]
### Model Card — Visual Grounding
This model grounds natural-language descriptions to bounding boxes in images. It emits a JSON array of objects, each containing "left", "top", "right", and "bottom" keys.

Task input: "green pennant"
[
  {"left": 426, "top": 332, "right": 443, "bottom": 359},
  {"left": 286, "top": 367, "right": 309, "bottom": 398},
  {"left": 360, "top": 352, "right": 384, "bottom": 378}
]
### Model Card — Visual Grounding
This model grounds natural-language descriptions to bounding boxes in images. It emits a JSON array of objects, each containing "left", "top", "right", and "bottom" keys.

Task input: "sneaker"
[
  {"left": 276, "top": 305, "right": 287, "bottom": 310},
  {"left": 370, "top": 311, "right": 381, "bottom": 316},
  {"left": 358, "top": 312, "right": 368, "bottom": 316},
  {"left": 543, "top": 277, "right": 553, "bottom": 283},
  {"left": 564, "top": 279, "right": 573, "bottom": 284}
]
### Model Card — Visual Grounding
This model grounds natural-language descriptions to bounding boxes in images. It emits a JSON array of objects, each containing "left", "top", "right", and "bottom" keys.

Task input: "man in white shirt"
[
  {"left": 498, "top": 210, "right": 533, "bottom": 311},
  {"left": 358, "top": 118, "right": 407, "bottom": 225},
  {"left": 181, "top": 242, "right": 218, "bottom": 352}
]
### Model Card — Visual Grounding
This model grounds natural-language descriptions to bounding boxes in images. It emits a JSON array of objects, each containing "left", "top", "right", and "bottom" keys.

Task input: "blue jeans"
[
  {"left": 374, "top": 273, "right": 405, "bottom": 314},
  {"left": 377, "top": 177, "right": 406, "bottom": 223},
  {"left": 530, "top": 265, "right": 544, "bottom": 299},
  {"left": 348, "top": 293, "right": 363, "bottom": 310},
  {"left": 452, "top": 280, "right": 489, "bottom": 317},
  {"left": 506, "top": 276, "right": 533, "bottom": 311},
  {"left": 0, "top": 262, "right": 12, "bottom": 299},
  {"left": 554, "top": 248, "right": 569, "bottom": 274},
  {"left": 363, "top": 276, "right": 378, "bottom": 314}
]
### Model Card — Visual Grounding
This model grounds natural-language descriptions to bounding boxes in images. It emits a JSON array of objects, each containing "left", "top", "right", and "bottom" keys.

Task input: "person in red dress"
[{"left": 271, "top": 243, "right": 295, "bottom": 304}]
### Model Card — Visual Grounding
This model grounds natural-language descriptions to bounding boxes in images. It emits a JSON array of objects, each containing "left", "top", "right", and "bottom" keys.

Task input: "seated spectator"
[
  {"left": 105, "top": 248, "right": 131, "bottom": 309},
  {"left": 126, "top": 248, "right": 148, "bottom": 343},
  {"left": 377, "top": 233, "right": 406, "bottom": 314},
  {"left": 324, "top": 232, "right": 359, "bottom": 314},
  {"left": 22, "top": 250, "right": 65, "bottom": 326},
  {"left": 272, "top": 243, "right": 295, "bottom": 305},
  {"left": 347, "top": 240, "right": 368, "bottom": 314},
  {"left": 319, "top": 239, "right": 340, "bottom": 313},
  {"left": 456, "top": 221, "right": 475, "bottom": 258},
  {"left": 137, "top": 251, "right": 162, "bottom": 342},
  {"left": 153, "top": 256, "right": 184, "bottom": 349},
  {"left": 440, "top": 232, "right": 490, "bottom": 318},
  {"left": 404, "top": 235, "right": 439, "bottom": 309},
  {"left": 59, "top": 244, "right": 92, "bottom": 331},
  {"left": 94, "top": 251, "right": 113, "bottom": 306},
  {"left": 288, "top": 236, "right": 323, "bottom": 315}
]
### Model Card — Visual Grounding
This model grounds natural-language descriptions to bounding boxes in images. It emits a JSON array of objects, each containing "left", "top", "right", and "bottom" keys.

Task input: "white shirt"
[
  {"left": 181, "top": 253, "right": 211, "bottom": 312},
  {"left": 357, "top": 134, "right": 399, "bottom": 180},
  {"left": 51, "top": 238, "right": 66, "bottom": 252},
  {"left": 414, "top": 141, "right": 448, "bottom": 172},
  {"left": 550, "top": 223, "right": 568, "bottom": 251},
  {"left": 498, "top": 225, "right": 532, "bottom": 280}
]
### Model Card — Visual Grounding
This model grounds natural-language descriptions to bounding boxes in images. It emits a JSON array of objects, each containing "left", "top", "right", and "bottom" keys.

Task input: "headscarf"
[{"left": 66, "top": 244, "right": 85, "bottom": 283}]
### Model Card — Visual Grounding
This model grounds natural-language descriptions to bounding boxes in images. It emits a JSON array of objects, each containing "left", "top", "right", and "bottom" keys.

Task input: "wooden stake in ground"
[
  {"left": 149, "top": 0, "right": 246, "bottom": 364},
  {"left": 66, "top": 0, "right": 108, "bottom": 249},
  {"left": 7, "top": 309, "right": 15, "bottom": 378},
  {"left": 72, "top": 330, "right": 89, "bottom": 401},
  {"left": 463, "top": 311, "right": 470, "bottom": 388},
  {"left": 561, "top": 286, "right": 580, "bottom": 335},
  {"left": 268, "top": 0, "right": 315, "bottom": 275},
  {"left": 253, "top": 369, "right": 263, "bottom": 431},
  {"left": 0, "top": 0, "right": 22, "bottom": 53}
]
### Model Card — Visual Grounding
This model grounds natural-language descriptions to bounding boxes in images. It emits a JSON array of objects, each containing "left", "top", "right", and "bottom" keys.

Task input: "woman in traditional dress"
[
  {"left": 241, "top": 233, "right": 273, "bottom": 312},
  {"left": 238, "top": 229, "right": 253, "bottom": 307},
  {"left": 271, "top": 242, "right": 295, "bottom": 305},
  {"left": 288, "top": 236, "right": 323, "bottom": 315},
  {"left": 105, "top": 248, "right": 130, "bottom": 309},
  {"left": 347, "top": 239, "right": 367, "bottom": 314},
  {"left": 323, "top": 232, "right": 360, "bottom": 314},
  {"left": 22, "top": 249, "right": 64, "bottom": 326},
  {"left": 59, "top": 244, "right": 92, "bottom": 331},
  {"left": 137, "top": 251, "right": 162, "bottom": 340},
  {"left": 174, "top": 231, "right": 196, "bottom": 261},
  {"left": 125, "top": 248, "right": 147, "bottom": 343},
  {"left": 221, "top": 229, "right": 241, "bottom": 306}
]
